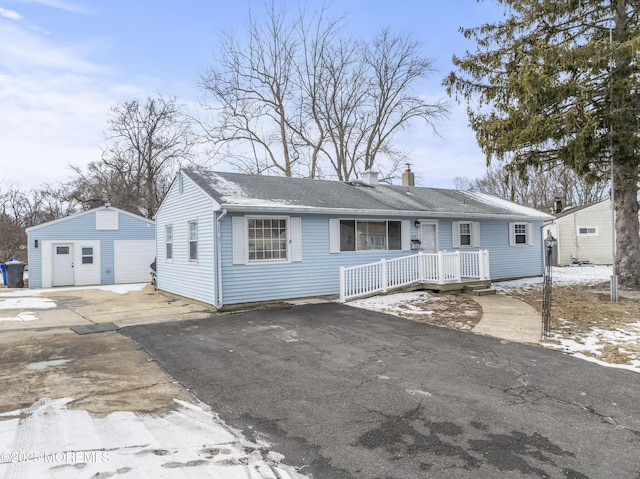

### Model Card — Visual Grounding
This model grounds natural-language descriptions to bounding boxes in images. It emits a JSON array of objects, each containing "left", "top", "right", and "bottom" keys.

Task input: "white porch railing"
[{"left": 339, "top": 250, "right": 490, "bottom": 302}]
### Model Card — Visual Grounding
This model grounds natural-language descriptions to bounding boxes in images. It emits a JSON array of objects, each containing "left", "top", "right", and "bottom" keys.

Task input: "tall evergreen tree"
[{"left": 445, "top": 0, "right": 640, "bottom": 284}]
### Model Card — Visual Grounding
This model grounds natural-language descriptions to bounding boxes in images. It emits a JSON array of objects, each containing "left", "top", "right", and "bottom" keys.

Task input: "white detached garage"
[{"left": 26, "top": 205, "right": 155, "bottom": 288}]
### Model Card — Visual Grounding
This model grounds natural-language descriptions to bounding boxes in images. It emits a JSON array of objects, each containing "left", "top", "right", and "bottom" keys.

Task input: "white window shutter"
[
  {"left": 232, "top": 216, "right": 246, "bottom": 264},
  {"left": 527, "top": 222, "right": 534, "bottom": 245},
  {"left": 509, "top": 223, "right": 516, "bottom": 246},
  {"left": 472, "top": 222, "right": 481, "bottom": 247},
  {"left": 452, "top": 221, "right": 460, "bottom": 248},
  {"left": 329, "top": 219, "right": 340, "bottom": 253},
  {"left": 401, "top": 220, "right": 411, "bottom": 251},
  {"left": 290, "top": 217, "right": 302, "bottom": 262}
]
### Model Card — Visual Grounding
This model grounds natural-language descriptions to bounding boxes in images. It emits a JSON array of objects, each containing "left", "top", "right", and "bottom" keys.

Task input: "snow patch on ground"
[
  {"left": 493, "top": 265, "right": 612, "bottom": 291},
  {"left": 350, "top": 291, "right": 438, "bottom": 315},
  {"left": 0, "top": 397, "right": 308, "bottom": 479},
  {"left": 0, "top": 297, "right": 56, "bottom": 310},
  {"left": 0, "top": 312, "right": 40, "bottom": 322},
  {"left": 0, "top": 283, "right": 148, "bottom": 298}
]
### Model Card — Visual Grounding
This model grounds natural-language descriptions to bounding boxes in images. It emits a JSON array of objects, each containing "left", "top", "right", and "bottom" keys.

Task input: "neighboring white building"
[{"left": 543, "top": 199, "right": 614, "bottom": 266}]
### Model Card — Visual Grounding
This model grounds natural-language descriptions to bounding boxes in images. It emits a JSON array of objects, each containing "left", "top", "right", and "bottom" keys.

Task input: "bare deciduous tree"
[
  {"left": 201, "top": 2, "right": 447, "bottom": 181},
  {"left": 0, "top": 182, "right": 78, "bottom": 262},
  {"left": 456, "top": 163, "right": 608, "bottom": 212},
  {"left": 72, "top": 95, "right": 195, "bottom": 218}
]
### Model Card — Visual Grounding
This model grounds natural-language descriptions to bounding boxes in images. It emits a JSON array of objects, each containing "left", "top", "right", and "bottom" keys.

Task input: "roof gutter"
[{"left": 217, "top": 204, "right": 553, "bottom": 221}]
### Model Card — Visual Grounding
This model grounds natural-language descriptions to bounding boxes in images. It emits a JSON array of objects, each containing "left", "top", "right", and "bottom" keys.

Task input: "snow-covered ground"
[
  {"left": 351, "top": 266, "right": 640, "bottom": 374},
  {"left": 0, "top": 397, "right": 306, "bottom": 479}
]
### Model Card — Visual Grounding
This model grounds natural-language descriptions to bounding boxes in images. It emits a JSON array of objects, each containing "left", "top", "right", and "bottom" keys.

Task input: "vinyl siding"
[
  {"left": 154, "top": 174, "right": 217, "bottom": 305},
  {"left": 218, "top": 214, "right": 543, "bottom": 305},
  {"left": 546, "top": 201, "right": 614, "bottom": 266},
  {"left": 26, "top": 209, "right": 155, "bottom": 288},
  {"left": 431, "top": 218, "right": 544, "bottom": 280}
]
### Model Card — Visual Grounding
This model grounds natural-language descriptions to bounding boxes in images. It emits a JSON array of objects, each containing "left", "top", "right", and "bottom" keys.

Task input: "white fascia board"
[{"left": 218, "top": 204, "right": 552, "bottom": 221}]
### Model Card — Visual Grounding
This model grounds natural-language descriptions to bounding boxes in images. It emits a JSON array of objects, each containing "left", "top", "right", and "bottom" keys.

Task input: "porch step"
[
  {"left": 463, "top": 282, "right": 496, "bottom": 296},
  {"left": 470, "top": 288, "right": 497, "bottom": 296}
]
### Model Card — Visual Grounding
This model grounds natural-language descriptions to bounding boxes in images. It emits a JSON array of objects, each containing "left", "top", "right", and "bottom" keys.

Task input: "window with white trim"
[
  {"left": 459, "top": 222, "right": 472, "bottom": 246},
  {"left": 452, "top": 221, "right": 480, "bottom": 248},
  {"left": 578, "top": 226, "right": 598, "bottom": 236},
  {"left": 81, "top": 247, "right": 93, "bottom": 264},
  {"left": 232, "top": 216, "right": 302, "bottom": 265},
  {"left": 165, "top": 224, "right": 173, "bottom": 260},
  {"left": 509, "top": 222, "right": 533, "bottom": 246},
  {"left": 188, "top": 220, "right": 198, "bottom": 261},
  {"left": 339, "top": 220, "right": 402, "bottom": 251},
  {"left": 248, "top": 217, "right": 288, "bottom": 262}
]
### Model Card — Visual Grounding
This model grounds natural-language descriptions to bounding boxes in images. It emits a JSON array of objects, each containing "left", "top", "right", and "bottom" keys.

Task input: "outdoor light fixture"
[
  {"left": 414, "top": 220, "right": 420, "bottom": 228},
  {"left": 542, "top": 231, "right": 557, "bottom": 339},
  {"left": 34, "top": 240, "right": 38, "bottom": 248}
]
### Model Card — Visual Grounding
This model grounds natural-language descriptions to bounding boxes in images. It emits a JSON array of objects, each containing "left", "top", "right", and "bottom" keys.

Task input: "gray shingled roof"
[{"left": 182, "top": 169, "right": 552, "bottom": 220}]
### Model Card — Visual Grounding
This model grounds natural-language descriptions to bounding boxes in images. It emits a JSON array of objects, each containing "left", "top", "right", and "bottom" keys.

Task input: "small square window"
[{"left": 81, "top": 247, "right": 93, "bottom": 264}]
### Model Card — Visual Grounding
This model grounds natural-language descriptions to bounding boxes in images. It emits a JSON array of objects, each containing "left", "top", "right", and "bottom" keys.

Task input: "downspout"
[{"left": 216, "top": 208, "right": 228, "bottom": 309}]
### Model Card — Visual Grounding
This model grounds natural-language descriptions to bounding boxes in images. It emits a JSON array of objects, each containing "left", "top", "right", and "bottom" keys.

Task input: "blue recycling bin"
[{"left": 0, "top": 263, "right": 5, "bottom": 286}]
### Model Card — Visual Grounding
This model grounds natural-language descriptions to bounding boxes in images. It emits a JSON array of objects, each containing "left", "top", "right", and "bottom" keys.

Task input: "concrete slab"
[
  {"left": 0, "top": 285, "right": 215, "bottom": 332},
  {"left": 471, "top": 293, "right": 542, "bottom": 344}
]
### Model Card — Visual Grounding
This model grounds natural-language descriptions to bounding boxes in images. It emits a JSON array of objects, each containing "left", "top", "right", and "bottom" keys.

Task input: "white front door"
[
  {"left": 52, "top": 243, "right": 74, "bottom": 286},
  {"left": 420, "top": 222, "right": 438, "bottom": 253}
]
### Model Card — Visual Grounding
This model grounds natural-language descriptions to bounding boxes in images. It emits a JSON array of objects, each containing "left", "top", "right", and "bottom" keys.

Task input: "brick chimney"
[{"left": 402, "top": 165, "right": 415, "bottom": 187}]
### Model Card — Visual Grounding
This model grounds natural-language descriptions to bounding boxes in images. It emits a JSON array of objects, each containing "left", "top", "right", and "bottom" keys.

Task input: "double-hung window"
[
  {"left": 81, "top": 247, "right": 93, "bottom": 264},
  {"left": 188, "top": 220, "right": 198, "bottom": 261},
  {"left": 165, "top": 225, "right": 173, "bottom": 260},
  {"left": 459, "top": 222, "right": 472, "bottom": 246},
  {"left": 452, "top": 221, "right": 480, "bottom": 248},
  {"left": 509, "top": 222, "right": 533, "bottom": 246}
]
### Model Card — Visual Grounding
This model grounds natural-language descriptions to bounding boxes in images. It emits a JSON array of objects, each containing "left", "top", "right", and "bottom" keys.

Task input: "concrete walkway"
[{"left": 471, "top": 293, "right": 542, "bottom": 344}]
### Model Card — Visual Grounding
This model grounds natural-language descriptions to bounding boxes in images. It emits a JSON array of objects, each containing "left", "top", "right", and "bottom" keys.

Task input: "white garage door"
[{"left": 114, "top": 240, "right": 156, "bottom": 284}]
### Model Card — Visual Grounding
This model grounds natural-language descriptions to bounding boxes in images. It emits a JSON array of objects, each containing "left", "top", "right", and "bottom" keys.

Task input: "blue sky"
[{"left": 0, "top": 0, "right": 505, "bottom": 190}]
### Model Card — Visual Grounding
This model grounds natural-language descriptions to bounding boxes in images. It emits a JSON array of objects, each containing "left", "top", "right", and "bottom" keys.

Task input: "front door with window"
[
  {"left": 52, "top": 243, "right": 74, "bottom": 286},
  {"left": 420, "top": 222, "right": 438, "bottom": 253}
]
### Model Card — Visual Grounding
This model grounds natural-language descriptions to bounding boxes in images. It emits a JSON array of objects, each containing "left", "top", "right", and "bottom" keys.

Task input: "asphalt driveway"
[{"left": 122, "top": 303, "right": 640, "bottom": 479}]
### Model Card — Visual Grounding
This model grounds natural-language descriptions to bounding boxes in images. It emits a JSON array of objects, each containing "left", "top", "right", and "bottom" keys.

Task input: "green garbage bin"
[{"left": 5, "top": 262, "right": 25, "bottom": 288}]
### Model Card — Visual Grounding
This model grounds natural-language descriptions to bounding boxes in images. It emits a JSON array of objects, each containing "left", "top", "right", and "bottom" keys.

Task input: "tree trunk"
[{"left": 613, "top": 162, "right": 640, "bottom": 285}]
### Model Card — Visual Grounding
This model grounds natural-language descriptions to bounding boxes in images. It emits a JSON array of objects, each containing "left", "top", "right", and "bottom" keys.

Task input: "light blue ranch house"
[
  {"left": 26, "top": 205, "right": 156, "bottom": 288},
  {"left": 155, "top": 168, "right": 552, "bottom": 307}
]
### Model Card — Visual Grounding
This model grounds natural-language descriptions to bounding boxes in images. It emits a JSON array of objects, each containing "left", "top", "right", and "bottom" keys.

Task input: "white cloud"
[
  {"left": 0, "top": 7, "right": 22, "bottom": 20},
  {"left": 12, "top": 0, "right": 89, "bottom": 15},
  {"left": 0, "top": 13, "right": 140, "bottom": 189}
]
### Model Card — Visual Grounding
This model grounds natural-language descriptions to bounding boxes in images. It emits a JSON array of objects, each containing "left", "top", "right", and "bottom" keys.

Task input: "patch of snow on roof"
[
  {"left": 465, "top": 191, "right": 552, "bottom": 218},
  {"left": 212, "top": 173, "right": 297, "bottom": 207}
]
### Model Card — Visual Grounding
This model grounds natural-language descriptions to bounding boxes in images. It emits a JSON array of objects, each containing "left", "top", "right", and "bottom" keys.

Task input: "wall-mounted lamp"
[
  {"left": 34, "top": 239, "right": 38, "bottom": 248},
  {"left": 414, "top": 220, "right": 421, "bottom": 228}
]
